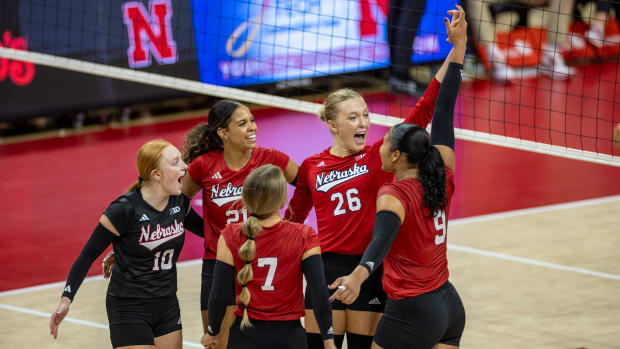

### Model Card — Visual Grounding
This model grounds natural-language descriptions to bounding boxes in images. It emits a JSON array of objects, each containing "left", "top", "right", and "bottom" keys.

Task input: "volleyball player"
[
  {"left": 284, "top": 16, "right": 465, "bottom": 349},
  {"left": 182, "top": 100, "right": 299, "bottom": 347},
  {"left": 50, "top": 139, "right": 196, "bottom": 349},
  {"left": 202, "top": 165, "right": 336, "bottom": 349},
  {"left": 101, "top": 100, "right": 299, "bottom": 347},
  {"left": 330, "top": 6, "right": 467, "bottom": 349}
]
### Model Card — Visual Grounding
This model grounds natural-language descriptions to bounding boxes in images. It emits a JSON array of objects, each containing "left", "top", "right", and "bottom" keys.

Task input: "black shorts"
[
  {"left": 201, "top": 259, "right": 235, "bottom": 310},
  {"left": 373, "top": 281, "right": 465, "bottom": 349},
  {"left": 305, "top": 253, "right": 386, "bottom": 313},
  {"left": 227, "top": 316, "right": 307, "bottom": 349},
  {"left": 106, "top": 295, "right": 182, "bottom": 348}
]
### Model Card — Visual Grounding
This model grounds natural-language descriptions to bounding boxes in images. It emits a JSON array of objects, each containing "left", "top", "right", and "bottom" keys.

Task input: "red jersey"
[
  {"left": 221, "top": 221, "right": 321, "bottom": 321},
  {"left": 187, "top": 147, "right": 289, "bottom": 259},
  {"left": 377, "top": 167, "right": 455, "bottom": 300},
  {"left": 285, "top": 78, "right": 440, "bottom": 255}
]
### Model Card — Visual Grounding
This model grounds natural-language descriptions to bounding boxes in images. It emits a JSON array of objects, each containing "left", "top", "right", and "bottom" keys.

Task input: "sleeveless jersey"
[
  {"left": 221, "top": 221, "right": 320, "bottom": 321},
  {"left": 187, "top": 147, "right": 289, "bottom": 259},
  {"left": 377, "top": 167, "right": 455, "bottom": 300},
  {"left": 104, "top": 190, "right": 189, "bottom": 298},
  {"left": 285, "top": 78, "right": 440, "bottom": 254}
]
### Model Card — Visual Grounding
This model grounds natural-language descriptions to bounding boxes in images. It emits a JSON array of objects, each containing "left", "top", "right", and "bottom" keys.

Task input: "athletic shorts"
[
  {"left": 305, "top": 253, "right": 386, "bottom": 313},
  {"left": 227, "top": 316, "right": 307, "bottom": 349},
  {"left": 201, "top": 259, "right": 236, "bottom": 310},
  {"left": 106, "top": 295, "right": 182, "bottom": 348},
  {"left": 373, "top": 281, "right": 465, "bottom": 349}
]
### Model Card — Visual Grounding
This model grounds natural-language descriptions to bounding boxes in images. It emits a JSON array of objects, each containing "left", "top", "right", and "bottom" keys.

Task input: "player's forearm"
[
  {"left": 207, "top": 261, "right": 235, "bottom": 336},
  {"left": 62, "top": 223, "right": 115, "bottom": 301},
  {"left": 358, "top": 210, "right": 402, "bottom": 275}
]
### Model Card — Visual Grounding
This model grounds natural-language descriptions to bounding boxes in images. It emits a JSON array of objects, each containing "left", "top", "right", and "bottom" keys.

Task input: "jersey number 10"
[{"left": 152, "top": 249, "right": 174, "bottom": 271}]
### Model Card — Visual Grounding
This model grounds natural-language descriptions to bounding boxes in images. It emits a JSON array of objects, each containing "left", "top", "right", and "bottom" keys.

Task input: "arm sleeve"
[
  {"left": 207, "top": 261, "right": 236, "bottom": 336},
  {"left": 302, "top": 255, "right": 334, "bottom": 341},
  {"left": 62, "top": 224, "right": 117, "bottom": 301},
  {"left": 404, "top": 77, "right": 440, "bottom": 129},
  {"left": 358, "top": 210, "right": 402, "bottom": 274},
  {"left": 284, "top": 161, "right": 313, "bottom": 223},
  {"left": 430, "top": 63, "right": 462, "bottom": 150},
  {"left": 184, "top": 207, "right": 204, "bottom": 237}
]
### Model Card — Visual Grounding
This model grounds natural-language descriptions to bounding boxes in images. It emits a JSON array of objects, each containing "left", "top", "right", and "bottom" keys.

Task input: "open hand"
[
  {"left": 328, "top": 275, "right": 362, "bottom": 305},
  {"left": 444, "top": 4, "right": 467, "bottom": 46},
  {"left": 201, "top": 332, "right": 220, "bottom": 349},
  {"left": 50, "top": 297, "right": 71, "bottom": 339}
]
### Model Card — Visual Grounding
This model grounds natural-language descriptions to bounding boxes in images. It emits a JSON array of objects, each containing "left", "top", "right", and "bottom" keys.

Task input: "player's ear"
[
  {"left": 217, "top": 127, "right": 228, "bottom": 141},
  {"left": 391, "top": 149, "right": 401, "bottom": 163},
  {"left": 151, "top": 168, "right": 161, "bottom": 180},
  {"left": 327, "top": 119, "right": 338, "bottom": 134}
]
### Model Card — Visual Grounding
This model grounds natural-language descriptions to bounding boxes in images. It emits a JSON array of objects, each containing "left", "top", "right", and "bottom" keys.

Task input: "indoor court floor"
[{"left": 1, "top": 66, "right": 620, "bottom": 348}]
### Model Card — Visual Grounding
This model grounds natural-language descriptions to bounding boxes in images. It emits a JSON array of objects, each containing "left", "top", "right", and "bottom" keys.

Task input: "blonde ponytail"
[
  {"left": 236, "top": 215, "right": 262, "bottom": 329},
  {"left": 235, "top": 164, "right": 288, "bottom": 330}
]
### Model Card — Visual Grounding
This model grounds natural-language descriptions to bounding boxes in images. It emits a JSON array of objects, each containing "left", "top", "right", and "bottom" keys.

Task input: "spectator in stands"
[
  {"left": 467, "top": 0, "right": 575, "bottom": 81},
  {"left": 387, "top": 0, "right": 427, "bottom": 96}
]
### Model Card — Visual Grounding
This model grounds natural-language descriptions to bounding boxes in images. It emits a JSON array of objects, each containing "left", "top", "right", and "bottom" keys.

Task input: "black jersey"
[{"left": 104, "top": 190, "right": 189, "bottom": 298}]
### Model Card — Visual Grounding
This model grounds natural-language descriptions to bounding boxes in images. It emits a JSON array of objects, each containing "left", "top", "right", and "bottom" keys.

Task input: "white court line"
[
  {"left": 0, "top": 259, "right": 203, "bottom": 297},
  {"left": 447, "top": 244, "right": 620, "bottom": 280},
  {"left": 1, "top": 194, "right": 619, "bottom": 299},
  {"left": 450, "top": 194, "right": 620, "bottom": 226},
  {"left": 0, "top": 304, "right": 203, "bottom": 348}
]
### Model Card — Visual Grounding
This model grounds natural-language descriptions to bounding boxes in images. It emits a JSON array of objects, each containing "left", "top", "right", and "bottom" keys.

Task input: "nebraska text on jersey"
[
  {"left": 211, "top": 182, "right": 243, "bottom": 207},
  {"left": 139, "top": 220, "right": 184, "bottom": 250},
  {"left": 315, "top": 163, "right": 370, "bottom": 192}
]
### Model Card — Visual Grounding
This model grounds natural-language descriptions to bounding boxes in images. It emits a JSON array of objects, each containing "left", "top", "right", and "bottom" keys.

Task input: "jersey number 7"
[{"left": 257, "top": 257, "right": 277, "bottom": 291}]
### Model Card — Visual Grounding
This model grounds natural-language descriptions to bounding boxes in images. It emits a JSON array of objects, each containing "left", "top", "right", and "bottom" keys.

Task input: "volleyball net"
[{"left": 1, "top": 0, "right": 619, "bottom": 166}]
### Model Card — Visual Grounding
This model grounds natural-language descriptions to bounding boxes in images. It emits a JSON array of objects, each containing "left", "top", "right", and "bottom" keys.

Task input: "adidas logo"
[
  {"left": 211, "top": 172, "right": 222, "bottom": 179},
  {"left": 177, "top": 318, "right": 182, "bottom": 325},
  {"left": 317, "top": 161, "right": 326, "bottom": 167},
  {"left": 368, "top": 297, "right": 381, "bottom": 305},
  {"left": 355, "top": 153, "right": 366, "bottom": 161},
  {"left": 139, "top": 214, "right": 149, "bottom": 222},
  {"left": 327, "top": 326, "right": 334, "bottom": 335},
  {"left": 365, "top": 261, "right": 375, "bottom": 271},
  {"left": 64, "top": 285, "right": 71, "bottom": 293}
]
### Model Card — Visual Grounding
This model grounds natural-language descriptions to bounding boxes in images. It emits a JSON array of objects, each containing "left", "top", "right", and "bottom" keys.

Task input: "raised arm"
[
  {"left": 404, "top": 14, "right": 467, "bottom": 130},
  {"left": 431, "top": 5, "right": 467, "bottom": 171}
]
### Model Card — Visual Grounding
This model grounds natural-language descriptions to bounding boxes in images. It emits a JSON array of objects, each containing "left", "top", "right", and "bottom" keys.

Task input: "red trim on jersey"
[
  {"left": 222, "top": 221, "right": 320, "bottom": 321},
  {"left": 377, "top": 167, "right": 455, "bottom": 300},
  {"left": 187, "top": 147, "right": 290, "bottom": 259}
]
